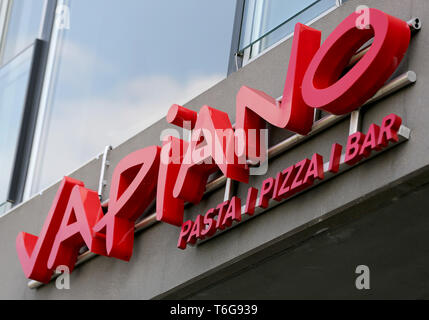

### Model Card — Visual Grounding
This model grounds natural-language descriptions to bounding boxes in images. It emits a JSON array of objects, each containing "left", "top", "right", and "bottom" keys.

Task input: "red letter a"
[
  {"left": 47, "top": 186, "right": 106, "bottom": 273},
  {"left": 93, "top": 146, "right": 161, "bottom": 261}
]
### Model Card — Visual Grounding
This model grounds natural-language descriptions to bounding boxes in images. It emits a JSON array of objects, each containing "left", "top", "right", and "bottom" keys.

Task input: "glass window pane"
[
  {"left": 0, "top": 45, "right": 33, "bottom": 204},
  {"left": 240, "top": 0, "right": 337, "bottom": 54},
  {"left": 239, "top": 0, "right": 257, "bottom": 52},
  {"left": 30, "top": 0, "right": 236, "bottom": 195},
  {"left": 2, "top": 0, "right": 44, "bottom": 63},
  {"left": 260, "top": 0, "right": 319, "bottom": 36}
]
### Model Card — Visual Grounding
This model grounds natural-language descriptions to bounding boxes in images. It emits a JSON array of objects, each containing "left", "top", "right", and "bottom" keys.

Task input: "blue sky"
[{"left": 58, "top": 0, "right": 236, "bottom": 98}]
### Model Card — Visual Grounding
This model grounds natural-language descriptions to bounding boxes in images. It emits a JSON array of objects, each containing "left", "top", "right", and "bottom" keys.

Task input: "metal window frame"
[
  {"left": 227, "top": 0, "right": 245, "bottom": 75},
  {"left": 5, "top": 0, "right": 57, "bottom": 206}
]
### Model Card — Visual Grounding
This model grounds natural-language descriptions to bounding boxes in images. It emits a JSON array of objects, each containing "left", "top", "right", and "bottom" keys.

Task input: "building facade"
[{"left": 1, "top": 0, "right": 429, "bottom": 299}]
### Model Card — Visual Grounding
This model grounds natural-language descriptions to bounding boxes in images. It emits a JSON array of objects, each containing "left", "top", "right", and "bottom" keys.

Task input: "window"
[
  {"left": 0, "top": 0, "right": 48, "bottom": 214},
  {"left": 238, "top": 0, "right": 340, "bottom": 62},
  {"left": 0, "top": 45, "right": 33, "bottom": 214},
  {"left": 0, "top": 0, "right": 45, "bottom": 64},
  {"left": 25, "top": 0, "right": 237, "bottom": 198}
]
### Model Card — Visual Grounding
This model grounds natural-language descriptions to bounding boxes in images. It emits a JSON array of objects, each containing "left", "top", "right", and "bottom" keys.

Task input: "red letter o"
[{"left": 302, "top": 8, "right": 410, "bottom": 115}]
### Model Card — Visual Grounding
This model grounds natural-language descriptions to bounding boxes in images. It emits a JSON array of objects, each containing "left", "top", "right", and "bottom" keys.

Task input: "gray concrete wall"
[{"left": 1, "top": 0, "right": 428, "bottom": 299}]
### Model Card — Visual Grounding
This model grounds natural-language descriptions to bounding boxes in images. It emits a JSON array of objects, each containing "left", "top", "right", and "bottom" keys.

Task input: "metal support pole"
[
  {"left": 98, "top": 146, "right": 113, "bottom": 201},
  {"left": 349, "top": 111, "right": 362, "bottom": 135},
  {"left": 224, "top": 178, "right": 237, "bottom": 202}
]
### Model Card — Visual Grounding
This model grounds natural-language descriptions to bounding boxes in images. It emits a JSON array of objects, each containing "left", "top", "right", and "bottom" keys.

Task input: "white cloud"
[{"left": 54, "top": 40, "right": 116, "bottom": 88}]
